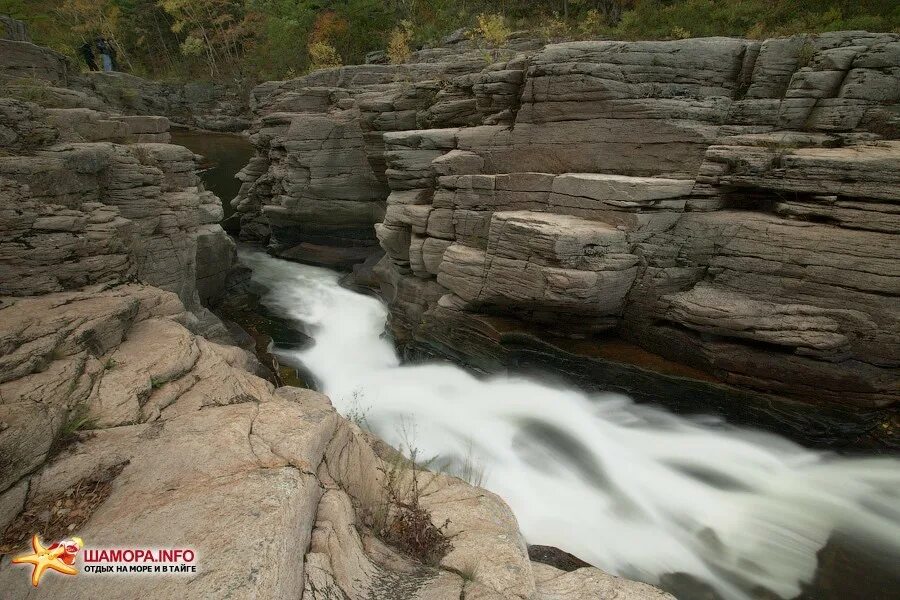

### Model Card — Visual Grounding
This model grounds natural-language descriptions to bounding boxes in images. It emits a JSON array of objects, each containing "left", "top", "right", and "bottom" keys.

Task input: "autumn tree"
[{"left": 157, "top": 0, "right": 255, "bottom": 76}]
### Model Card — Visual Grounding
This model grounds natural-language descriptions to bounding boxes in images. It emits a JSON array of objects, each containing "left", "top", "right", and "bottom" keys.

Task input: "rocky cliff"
[
  {"left": 0, "top": 27, "right": 249, "bottom": 132},
  {"left": 235, "top": 31, "right": 899, "bottom": 434},
  {"left": 0, "top": 23, "right": 667, "bottom": 599}
]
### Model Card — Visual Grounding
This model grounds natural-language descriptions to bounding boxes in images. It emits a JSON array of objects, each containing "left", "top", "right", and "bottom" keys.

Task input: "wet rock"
[{"left": 528, "top": 545, "right": 592, "bottom": 572}]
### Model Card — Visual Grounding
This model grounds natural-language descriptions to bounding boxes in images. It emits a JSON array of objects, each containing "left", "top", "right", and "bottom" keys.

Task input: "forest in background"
[{"left": 1, "top": 1, "right": 898, "bottom": 83}]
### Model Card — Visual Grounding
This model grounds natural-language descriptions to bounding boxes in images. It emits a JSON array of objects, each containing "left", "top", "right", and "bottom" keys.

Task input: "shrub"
[
  {"left": 473, "top": 12, "right": 511, "bottom": 48},
  {"left": 796, "top": 39, "right": 817, "bottom": 68},
  {"left": 540, "top": 14, "right": 571, "bottom": 41},
  {"left": 578, "top": 9, "right": 606, "bottom": 38},
  {"left": 387, "top": 21, "right": 413, "bottom": 64},
  {"left": 376, "top": 449, "right": 451, "bottom": 566},
  {"left": 343, "top": 389, "right": 371, "bottom": 429},
  {"left": 308, "top": 41, "right": 342, "bottom": 70},
  {"left": 672, "top": 25, "right": 692, "bottom": 39}
]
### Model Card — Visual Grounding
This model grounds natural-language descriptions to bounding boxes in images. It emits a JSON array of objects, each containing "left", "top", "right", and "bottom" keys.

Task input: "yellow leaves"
[
  {"left": 158, "top": 0, "right": 182, "bottom": 13},
  {"left": 472, "top": 13, "right": 510, "bottom": 48},
  {"left": 180, "top": 35, "right": 205, "bottom": 57},
  {"left": 59, "top": 0, "right": 121, "bottom": 43},
  {"left": 387, "top": 25, "right": 413, "bottom": 65},
  {"left": 308, "top": 41, "right": 342, "bottom": 70},
  {"left": 671, "top": 25, "right": 691, "bottom": 39}
]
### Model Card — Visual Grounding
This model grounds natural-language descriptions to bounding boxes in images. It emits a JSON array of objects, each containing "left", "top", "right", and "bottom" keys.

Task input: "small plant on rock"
[
  {"left": 472, "top": 13, "right": 511, "bottom": 48},
  {"left": 344, "top": 389, "right": 371, "bottom": 430},
  {"left": 377, "top": 451, "right": 451, "bottom": 566},
  {"left": 47, "top": 403, "right": 98, "bottom": 458},
  {"left": 308, "top": 41, "right": 342, "bottom": 71},
  {"left": 365, "top": 423, "right": 452, "bottom": 567},
  {"left": 387, "top": 21, "right": 414, "bottom": 65},
  {"left": 671, "top": 26, "right": 692, "bottom": 39},
  {"left": 796, "top": 39, "right": 816, "bottom": 68}
]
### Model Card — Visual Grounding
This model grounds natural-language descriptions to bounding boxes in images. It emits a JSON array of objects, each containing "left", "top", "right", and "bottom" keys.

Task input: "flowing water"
[
  {"left": 238, "top": 248, "right": 900, "bottom": 600},
  {"left": 173, "top": 130, "right": 899, "bottom": 599}
]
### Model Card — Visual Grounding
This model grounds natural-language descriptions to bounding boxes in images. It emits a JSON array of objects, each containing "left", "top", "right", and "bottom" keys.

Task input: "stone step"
[{"left": 551, "top": 173, "right": 695, "bottom": 207}]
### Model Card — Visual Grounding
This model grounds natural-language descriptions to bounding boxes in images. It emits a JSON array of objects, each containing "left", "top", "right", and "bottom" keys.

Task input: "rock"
[
  {"left": 0, "top": 289, "right": 667, "bottom": 600},
  {"left": 0, "top": 98, "right": 57, "bottom": 151},
  {"left": 195, "top": 224, "right": 237, "bottom": 305},
  {"left": 342, "top": 32, "right": 900, "bottom": 412},
  {"left": 532, "top": 563, "right": 674, "bottom": 600},
  {"left": 0, "top": 178, "right": 135, "bottom": 296},
  {"left": 0, "top": 41, "right": 677, "bottom": 599},
  {"left": 0, "top": 39, "right": 69, "bottom": 86},
  {"left": 0, "top": 16, "right": 30, "bottom": 42},
  {"left": 78, "top": 72, "right": 250, "bottom": 132},
  {"left": 437, "top": 211, "right": 639, "bottom": 326},
  {"left": 528, "top": 545, "right": 592, "bottom": 572},
  {"left": 8, "top": 25, "right": 891, "bottom": 411}
]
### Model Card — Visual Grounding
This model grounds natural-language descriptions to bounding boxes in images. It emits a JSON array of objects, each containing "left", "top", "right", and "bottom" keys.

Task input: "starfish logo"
[{"left": 12, "top": 534, "right": 83, "bottom": 586}]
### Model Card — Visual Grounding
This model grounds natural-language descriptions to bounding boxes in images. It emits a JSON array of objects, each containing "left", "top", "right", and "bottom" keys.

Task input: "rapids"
[{"left": 239, "top": 248, "right": 900, "bottom": 600}]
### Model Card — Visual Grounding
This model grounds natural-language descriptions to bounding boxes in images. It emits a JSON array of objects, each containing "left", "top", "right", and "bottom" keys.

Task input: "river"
[
  {"left": 173, "top": 128, "right": 900, "bottom": 600},
  {"left": 238, "top": 248, "right": 900, "bottom": 600}
]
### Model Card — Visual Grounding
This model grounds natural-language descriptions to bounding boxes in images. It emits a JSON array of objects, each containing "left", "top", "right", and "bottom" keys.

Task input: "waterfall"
[{"left": 239, "top": 248, "right": 900, "bottom": 600}]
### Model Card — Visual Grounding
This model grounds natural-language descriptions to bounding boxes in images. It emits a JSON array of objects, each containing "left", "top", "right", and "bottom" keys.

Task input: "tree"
[{"left": 157, "top": 0, "right": 254, "bottom": 76}]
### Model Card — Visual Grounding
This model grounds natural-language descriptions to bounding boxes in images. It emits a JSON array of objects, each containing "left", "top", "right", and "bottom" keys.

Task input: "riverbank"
[
  {"left": 0, "top": 17, "right": 680, "bottom": 598},
  {"left": 2, "top": 13, "right": 899, "bottom": 600},
  {"left": 237, "top": 246, "right": 900, "bottom": 600}
]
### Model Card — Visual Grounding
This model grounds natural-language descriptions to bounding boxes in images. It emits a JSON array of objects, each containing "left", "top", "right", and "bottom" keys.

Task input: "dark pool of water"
[{"left": 170, "top": 128, "right": 255, "bottom": 219}]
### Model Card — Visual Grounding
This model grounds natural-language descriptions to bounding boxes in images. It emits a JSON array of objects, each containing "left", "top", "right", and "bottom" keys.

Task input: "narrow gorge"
[{"left": 1, "top": 13, "right": 898, "bottom": 600}]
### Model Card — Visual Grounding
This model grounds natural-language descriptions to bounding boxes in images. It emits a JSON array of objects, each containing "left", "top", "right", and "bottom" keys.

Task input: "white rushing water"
[{"left": 240, "top": 249, "right": 900, "bottom": 599}]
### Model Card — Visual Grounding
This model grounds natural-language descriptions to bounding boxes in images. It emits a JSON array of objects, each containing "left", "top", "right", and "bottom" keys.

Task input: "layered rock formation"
[
  {"left": 1, "top": 15, "right": 30, "bottom": 42},
  {"left": 0, "top": 23, "right": 667, "bottom": 598},
  {"left": 231, "top": 34, "right": 541, "bottom": 266},
  {"left": 0, "top": 22, "right": 249, "bottom": 132},
  {"left": 0, "top": 101, "right": 233, "bottom": 318},
  {"left": 237, "top": 31, "right": 899, "bottom": 426},
  {"left": 0, "top": 284, "right": 669, "bottom": 599}
]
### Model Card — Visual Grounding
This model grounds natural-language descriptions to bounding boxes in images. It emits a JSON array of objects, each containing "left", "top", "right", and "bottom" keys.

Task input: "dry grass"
[
  {"left": 0, "top": 463, "right": 126, "bottom": 553},
  {"left": 376, "top": 454, "right": 451, "bottom": 566}
]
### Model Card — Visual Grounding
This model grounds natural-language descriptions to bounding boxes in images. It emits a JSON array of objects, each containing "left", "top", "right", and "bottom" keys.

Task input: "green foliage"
[
  {"left": 5, "top": 78, "right": 53, "bottom": 104},
  {"left": 343, "top": 389, "right": 371, "bottom": 430},
  {"left": 307, "top": 40, "right": 342, "bottom": 70},
  {"left": 473, "top": 12, "right": 511, "bottom": 47},
  {"left": 61, "top": 404, "right": 98, "bottom": 438},
  {"left": 2, "top": 0, "right": 897, "bottom": 82},
  {"left": 539, "top": 14, "right": 572, "bottom": 41},
  {"left": 613, "top": 0, "right": 900, "bottom": 40},
  {"left": 150, "top": 375, "right": 168, "bottom": 389}
]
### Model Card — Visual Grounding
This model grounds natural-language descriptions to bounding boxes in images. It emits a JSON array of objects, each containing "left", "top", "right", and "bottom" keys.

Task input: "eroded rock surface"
[
  {"left": 0, "top": 17, "right": 248, "bottom": 133},
  {"left": 0, "top": 24, "right": 666, "bottom": 598},
  {"left": 238, "top": 31, "right": 899, "bottom": 415}
]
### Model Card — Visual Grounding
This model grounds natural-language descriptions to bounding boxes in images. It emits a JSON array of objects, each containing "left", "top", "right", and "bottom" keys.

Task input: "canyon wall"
[
  {"left": 0, "top": 30, "right": 249, "bottom": 132},
  {"left": 0, "top": 22, "right": 667, "bottom": 598},
  {"left": 237, "top": 31, "right": 899, "bottom": 424}
]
